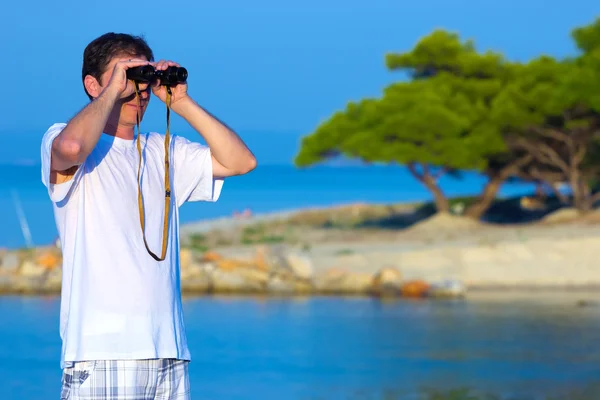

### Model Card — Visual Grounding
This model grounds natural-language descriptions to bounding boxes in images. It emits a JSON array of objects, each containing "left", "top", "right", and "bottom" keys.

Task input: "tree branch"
[
  {"left": 533, "top": 128, "right": 573, "bottom": 147},
  {"left": 572, "top": 145, "right": 587, "bottom": 168},
  {"left": 515, "top": 138, "right": 570, "bottom": 173},
  {"left": 407, "top": 162, "right": 424, "bottom": 182}
]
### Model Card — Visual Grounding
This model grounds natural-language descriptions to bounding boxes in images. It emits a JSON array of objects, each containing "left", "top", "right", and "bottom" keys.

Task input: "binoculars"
[{"left": 126, "top": 65, "right": 188, "bottom": 85}]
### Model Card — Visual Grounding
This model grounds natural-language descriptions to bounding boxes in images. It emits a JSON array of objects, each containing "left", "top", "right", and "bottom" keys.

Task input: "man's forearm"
[
  {"left": 172, "top": 96, "right": 256, "bottom": 174},
  {"left": 52, "top": 88, "right": 119, "bottom": 171}
]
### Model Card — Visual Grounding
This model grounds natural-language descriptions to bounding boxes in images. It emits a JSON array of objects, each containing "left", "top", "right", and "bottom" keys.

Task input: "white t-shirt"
[{"left": 40, "top": 122, "right": 223, "bottom": 368}]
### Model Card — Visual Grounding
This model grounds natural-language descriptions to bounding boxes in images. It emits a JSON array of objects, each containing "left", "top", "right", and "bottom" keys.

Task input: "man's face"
[{"left": 98, "top": 54, "right": 152, "bottom": 127}]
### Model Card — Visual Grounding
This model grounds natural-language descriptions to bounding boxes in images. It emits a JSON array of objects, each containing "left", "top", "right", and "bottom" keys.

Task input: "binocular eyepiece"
[{"left": 126, "top": 65, "right": 188, "bottom": 86}]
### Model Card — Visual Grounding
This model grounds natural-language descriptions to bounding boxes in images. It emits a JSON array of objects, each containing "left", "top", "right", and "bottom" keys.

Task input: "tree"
[
  {"left": 488, "top": 18, "right": 600, "bottom": 213},
  {"left": 295, "top": 30, "right": 520, "bottom": 217},
  {"left": 296, "top": 77, "right": 498, "bottom": 213},
  {"left": 295, "top": 19, "right": 600, "bottom": 217}
]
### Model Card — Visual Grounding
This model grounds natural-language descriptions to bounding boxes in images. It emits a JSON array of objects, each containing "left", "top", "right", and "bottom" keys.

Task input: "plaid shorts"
[{"left": 60, "top": 358, "right": 190, "bottom": 400}]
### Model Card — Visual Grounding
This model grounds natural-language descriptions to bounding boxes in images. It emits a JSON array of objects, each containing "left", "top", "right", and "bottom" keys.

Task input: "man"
[{"left": 40, "top": 32, "right": 256, "bottom": 399}]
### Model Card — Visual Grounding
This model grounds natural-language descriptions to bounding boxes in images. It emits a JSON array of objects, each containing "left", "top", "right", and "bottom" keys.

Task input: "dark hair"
[{"left": 82, "top": 32, "right": 154, "bottom": 100}]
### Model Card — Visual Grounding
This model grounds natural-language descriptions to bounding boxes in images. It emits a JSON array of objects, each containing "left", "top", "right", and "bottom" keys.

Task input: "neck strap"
[{"left": 133, "top": 82, "right": 172, "bottom": 261}]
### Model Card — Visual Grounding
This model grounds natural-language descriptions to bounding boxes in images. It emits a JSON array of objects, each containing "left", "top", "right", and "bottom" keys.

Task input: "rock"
[
  {"left": 254, "top": 246, "right": 271, "bottom": 271},
  {"left": 266, "top": 275, "right": 313, "bottom": 294},
  {"left": 0, "top": 275, "right": 14, "bottom": 292},
  {"left": 237, "top": 268, "right": 270, "bottom": 285},
  {"left": 261, "top": 245, "right": 293, "bottom": 276},
  {"left": 0, "top": 252, "right": 19, "bottom": 273},
  {"left": 313, "top": 268, "right": 346, "bottom": 293},
  {"left": 14, "top": 276, "right": 47, "bottom": 294},
  {"left": 36, "top": 252, "right": 62, "bottom": 270},
  {"left": 336, "top": 272, "right": 373, "bottom": 293},
  {"left": 43, "top": 268, "right": 63, "bottom": 292},
  {"left": 257, "top": 245, "right": 314, "bottom": 280},
  {"left": 20, "top": 261, "right": 47, "bottom": 278},
  {"left": 400, "top": 280, "right": 429, "bottom": 298},
  {"left": 216, "top": 258, "right": 248, "bottom": 271},
  {"left": 180, "top": 262, "right": 208, "bottom": 281},
  {"left": 371, "top": 267, "right": 402, "bottom": 296},
  {"left": 181, "top": 273, "right": 211, "bottom": 292},
  {"left": 314, "top": 269, "right": 372, "bottom": 294},
  {"left": 284, "top": 253, "right": 313, "bottom": 280},
  {"left": 266, "top": 276, "right": 295, "bottom": 294},
  {"left": 428, "top": 279, "right": 466, "bottom": 298},
  {"left": 180, "top": 248, "right": 194, "bottom": 271},
  {"left": 201, "top": 251, "right": 222, "bottom": 262},
  {"left": 211, "top": 269, "right": 263, "bottom": 293}
]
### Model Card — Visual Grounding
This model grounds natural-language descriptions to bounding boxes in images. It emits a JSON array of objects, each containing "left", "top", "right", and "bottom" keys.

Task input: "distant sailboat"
[{"left": 11, "top": 189, "right": 34, "bottom": 248}]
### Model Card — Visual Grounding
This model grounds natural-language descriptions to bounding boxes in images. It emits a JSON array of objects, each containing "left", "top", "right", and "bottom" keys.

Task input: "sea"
[
  {"left": 1, "top": 294, "right": 600, "bottom": 400},
  {"left": 0, "top": 163, "right": 537, "bottom": 249}
]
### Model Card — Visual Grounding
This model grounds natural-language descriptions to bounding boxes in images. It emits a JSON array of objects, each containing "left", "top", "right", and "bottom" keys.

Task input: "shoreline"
[{"left": 2, "top": 203, "right": 600, "bottom": 298}]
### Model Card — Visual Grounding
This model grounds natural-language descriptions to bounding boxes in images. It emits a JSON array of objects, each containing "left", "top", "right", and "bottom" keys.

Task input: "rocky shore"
[
  {"left": 2, "top": 206, "right": 600, "bottom": 298},
  {"left": 0, "top": 245, "right": 464, "bottom": 298}
]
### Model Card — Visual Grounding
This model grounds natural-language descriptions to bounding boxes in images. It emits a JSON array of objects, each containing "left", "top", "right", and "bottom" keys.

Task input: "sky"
[{"left": 0, "top": 0, "right": 598, "bottom": 165}]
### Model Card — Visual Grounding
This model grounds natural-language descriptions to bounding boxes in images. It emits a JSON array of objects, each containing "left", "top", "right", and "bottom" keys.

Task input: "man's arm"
[
  {"left": 51, "top": 89, "right": 119, "bottom": 173},
  {"left": 171, "top": 97, "right": 257, "bottom": 177},
  {"left": 51, "top": 59, "right": 151, "bottom": 177}
]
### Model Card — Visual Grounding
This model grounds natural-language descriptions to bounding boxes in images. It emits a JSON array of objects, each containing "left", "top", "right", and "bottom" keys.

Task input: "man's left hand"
[{"left": 151, "top": 59, "right": 189, "bottom": 105}]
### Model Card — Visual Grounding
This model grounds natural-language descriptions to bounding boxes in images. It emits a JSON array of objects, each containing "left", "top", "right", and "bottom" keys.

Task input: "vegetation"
[{"left": 295, "top": 18, "right": 600, "bottom": 218}]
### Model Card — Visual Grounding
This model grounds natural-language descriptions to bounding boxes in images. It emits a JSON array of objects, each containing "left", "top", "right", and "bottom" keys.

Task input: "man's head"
[{"left": 82, "top": 33, "right": 155, "bottom": 127}]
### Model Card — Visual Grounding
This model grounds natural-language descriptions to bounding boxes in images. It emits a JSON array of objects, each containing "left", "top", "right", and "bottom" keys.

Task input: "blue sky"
[{"left": 1, "top": 0, "right": 598, "bottom": 165}]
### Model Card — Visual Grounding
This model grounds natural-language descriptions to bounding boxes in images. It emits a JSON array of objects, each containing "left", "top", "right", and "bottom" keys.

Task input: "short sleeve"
[
  {"left": 40, "top": 123, "right": 84, "bottom": 203},
  {"left": 172, "top": 135, "right": 224, "bottom": 206}
]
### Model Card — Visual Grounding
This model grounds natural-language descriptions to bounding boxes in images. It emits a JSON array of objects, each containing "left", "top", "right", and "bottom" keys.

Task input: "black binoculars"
[{"left": 126, "top": 65, "right": 188, "bottom": 85}]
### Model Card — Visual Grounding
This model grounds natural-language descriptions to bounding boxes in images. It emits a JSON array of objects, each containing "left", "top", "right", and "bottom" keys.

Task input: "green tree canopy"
[
  {"left": 296, "top": 29, "right": 518, "bottom": 215},
  {"left": 295, "top": 17, "right": 600, "bottom": 217},
  {"left": 487, "top": 26, "right": 600, "bottom": 212}
]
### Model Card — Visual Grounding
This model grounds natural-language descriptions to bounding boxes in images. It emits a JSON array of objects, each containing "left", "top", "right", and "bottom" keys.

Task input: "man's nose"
[
  {"left": 135, "top": 82, "right": 149, "bottom": 91},
  {"left": 138, "top": 83, "right": 151, "bottom": 99}
]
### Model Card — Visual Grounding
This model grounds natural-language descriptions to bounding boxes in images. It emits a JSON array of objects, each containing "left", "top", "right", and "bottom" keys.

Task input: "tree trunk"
[
  {"left": 407, "top": 162, "right": 450, "bottom": 213},
  {"left": 423, "top": 175, "right": 450, "bottom": 213},
  {"left": 464, "top": 175, "right": 503, "bottom": 219},
  {"left": 464, "top": 155, "right": 533, "bottom": 220},
  {"left": 571, "top": 173, "right": 593, "bottom": 213}
]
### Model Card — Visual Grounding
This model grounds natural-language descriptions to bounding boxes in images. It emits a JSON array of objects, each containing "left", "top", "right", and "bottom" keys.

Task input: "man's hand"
[
  {"left": 104, "top": 58, "right": 152, "bottom": 99},
  {"left": 151, "top": 60, "right": 189, "bottom": 105},
  {"left": 49, "top": 58, "right": 152, "bottom": 176}
]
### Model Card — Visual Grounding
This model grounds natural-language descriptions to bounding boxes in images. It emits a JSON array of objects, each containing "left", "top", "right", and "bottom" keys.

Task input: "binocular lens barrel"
[{"left": 126, "top": 65, "right": 188, "bottom": 85}]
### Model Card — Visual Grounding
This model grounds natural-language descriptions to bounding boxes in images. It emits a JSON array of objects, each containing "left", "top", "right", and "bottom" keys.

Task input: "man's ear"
[{"left": 84, "top": 75, "right": 101, "bottom": 99}]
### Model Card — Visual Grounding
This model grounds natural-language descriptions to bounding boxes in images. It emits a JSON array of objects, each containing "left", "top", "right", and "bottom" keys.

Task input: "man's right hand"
[{"left": 103, "top": 58, "right": 151, "bottom": 99}]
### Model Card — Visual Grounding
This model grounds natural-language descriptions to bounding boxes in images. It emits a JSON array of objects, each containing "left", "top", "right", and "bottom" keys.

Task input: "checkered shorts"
[{"left": 60, "top": 359, "right": 190, "bottom": 399}]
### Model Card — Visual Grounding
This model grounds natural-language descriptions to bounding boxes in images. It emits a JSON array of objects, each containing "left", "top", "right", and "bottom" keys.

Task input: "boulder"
[
  {"left": 43, "top": 268, "right": 63, "bottom": 292},
  {"left": 20, "top": 260, "right": 47, "bottom": 278},
  {"left": 201, "top": 251, "right": 222, "bottom": 262},
  {"left": 400, "top": 280, "right": 429, "bottom": 298},
  {"left": 0, "top": 252, "right": 19, "bottom": 274},
  {"left": 371, "top": 267, "right": 402, "bottom": 296},
  {"left": 284, "top": 253, "right": 313, "bottom": 280},
  {"left": 179, "top": 248, "right": 194, "bottom": 271},
  {"left": 428, "top": 280, "right": 466, "bottom": 298},
  {"left": 210, "top": 269, "right": 263, "bottom": 293},
  {"left": 36, "top": 252, "right": 62, "bottom": 270},
  {"left": 314, "top": 268, "right": 372, "bottom": 294}
]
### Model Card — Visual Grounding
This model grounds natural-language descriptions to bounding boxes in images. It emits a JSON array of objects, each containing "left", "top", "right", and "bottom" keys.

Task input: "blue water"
[
  {"left": 0, "top": 164, "right": 535, "bottom": 249},
  {"left": 1, "top": 295, "right": 599, "bottom": 400}
]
